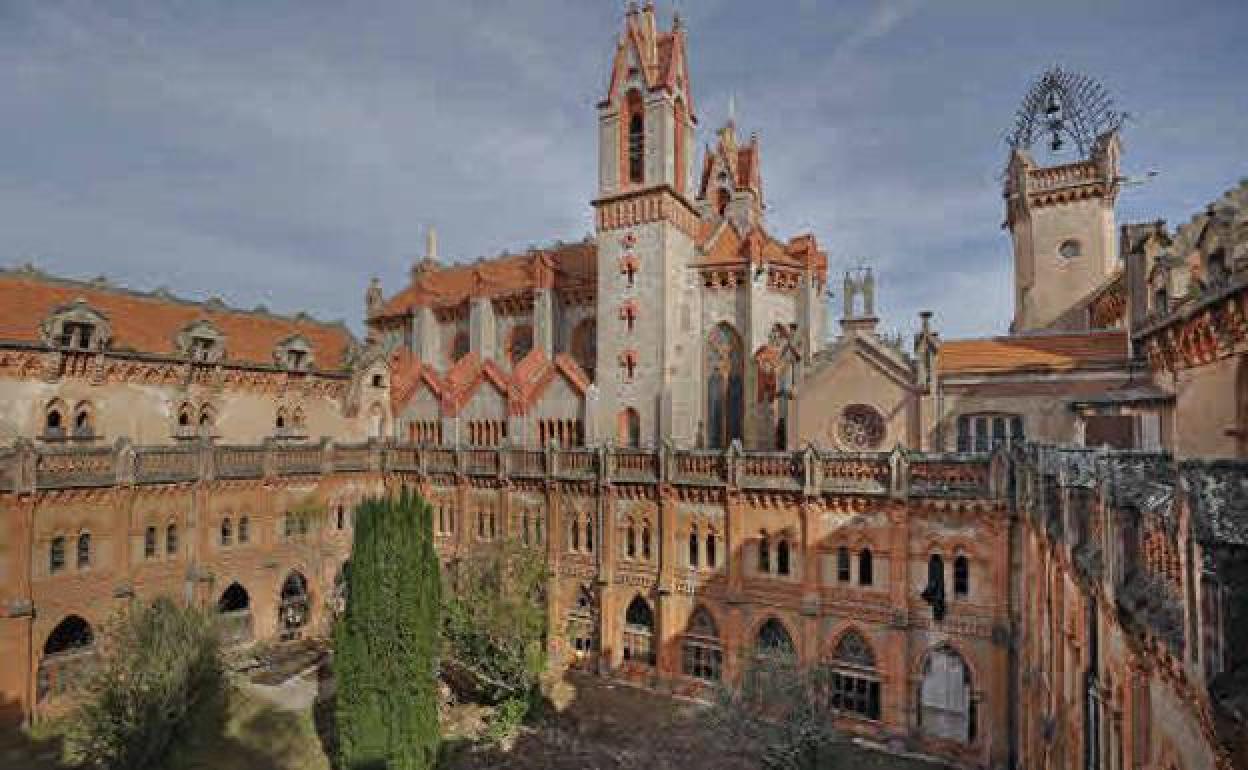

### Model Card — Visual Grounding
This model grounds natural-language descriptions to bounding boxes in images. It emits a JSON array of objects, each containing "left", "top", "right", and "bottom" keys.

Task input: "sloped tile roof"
[
  {"left": 0, "top": 268, "right": 352, "bottom": 370},
  {"left": 937, "top": 330, "right": 1128, "bottom": 374}
]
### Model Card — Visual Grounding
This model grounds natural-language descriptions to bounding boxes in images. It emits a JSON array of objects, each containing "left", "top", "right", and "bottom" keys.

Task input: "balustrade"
[
  {"left": 821, "top": 453, "right": 891, "bottom": 494},
  {"left": 464, "top": 449, "right": 499, "bottom": 476},
  {"left": 332, "top": 443, "right": 371, "bottom": 472},
  {"left": 909, "top": 456, "right": 990, "bottom": 497},
  {"left": 673, "top": 450, "right": 726, "bottom": 485},
  {"left": 273, "top": 445, "right": 323, "bottom": 476},
  {"left": 557, "top": 449, "right": 598, "bottom": 478},
  {"left": 426, "top": 448, "right": 457, "bottom": 474},
  {"left": 506, "top": 449, "right": 545, "bottom": 477},
  {"left": 612, "top": 449, "right": 658, "bottom": 481},
  {"left": 217, "top": 446, "right": 265, "bottom": 479},
  {"left": 35, "top": 447, "right": 114, "bottom": 488},
  {"left": 740, "top": 452, "right": 801, "bottom": 490},
  {"left": 135, "top": 446, "right": 198, "bottom": 483}
]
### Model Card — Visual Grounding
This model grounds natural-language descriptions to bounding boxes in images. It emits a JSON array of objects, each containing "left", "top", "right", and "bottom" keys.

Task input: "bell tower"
[
  {"left": 1004, "top": 68, "right": 1125, "bottom": 332},
  {"left": 593, "top": 2, "right": 701, "bottom": 447}
]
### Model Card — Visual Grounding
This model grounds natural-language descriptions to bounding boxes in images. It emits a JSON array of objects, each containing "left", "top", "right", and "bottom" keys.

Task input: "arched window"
[
  {"left": 617, "top": 407, "right": 641, "bottom": 447},
  {"left": 567, "top": 585, "right": 597, "bottom": 663},
  {"left": 221, "top": 517, "right": 233, "bottom": 546},
  {"left": 682, "top": 607, "right": 722, "bottom": 681},
  {"left": 626, "top": 90, "right": 645, "bottom": 184},
  {"left": 279, "top": 571, "right": 310, "bottom": 640},
  {"left": 570, "top": 319, "right": 597, "bottom": 380},
  {"left": 776, "top": 539, "right": 791, "bottom": 576},
  {"left": 336, "top": 505, "right": 346, "bottom": 531},
  {"left": 570, "top": 519, "right": 581, "bottom": 552},
  {"left": 626, "top": 522, "right": 637, "bottom": 559},
  {"left": 144, "top": 526, "right": 156, "bottom": 559},
  {"left": 859, "top": 548, "right": 873, "bottom": 586},
  {"left": 922, "top": 554, "right": 947, "bottom": 620},
  {"left": 837, "top": 546, "right": 851, "bottom": 582},
  {"left": 450, "top": 331, "right": 470, "bottom": 364},
  {"left": 755, "top": 618, "right": 796, "bottom": 662},
  {"left": 716, "top": 187, "right": 730, "bottom": 217},
  {"left": 623, "top": 596, "right": 655, "bottom": 665},
  {"left": 217, "top": 582, "right": 252, "bottom": 645},
  {"left": 44, "top": 401, "right": 65, "bottom": 439},
  {"left": 49, "top": 536, "right": 66, "bottom": 573},
  {"left": 585, "top": 517, "right": 594, "bottom": 553},
  {"left": 238, "top": 516, "right": 250, "bottom": 544},
  {"left": 954, "top": 555, "right": 969, "bottom": 597},
  {"left": 758, "top": 534, "right": 771, "bottom": 574},
  {"left": 824, "top": 631, "right": 881, "bottom": 720},
  {"left": 706, "top": 323, "right": 744, "bottom": 448},
  {"left": 198, "top": 406, "right": 214, "bottom": 437},
  {"left": 641, "top": 525, "right": 652, "bottom": 561},
  {"left": 368, "top": 403, "right": 385, "bottom": 439},
  {"left": 919, "top": 647, "right": 975, "bottom": 744},
  {"left": 38, "top": 616, "right": 94, "bottom": 702},
  {"left": 166, "top": 523, "right": 178, "bottom": 556},
  {"left": 72, "top": 403, "right": 93, "bottom": 438},
  {"left": 705, "top": 533, "right": 717, "bottom": 568},
  {"left": 76, "top": 532, "right": 90, "bottom": 569},
  {"left": 689, "top": 532, "right": 699, "bottom": 567},
  {"left": 507, "top": 324, "right": 534, "bottom": 365},
  {"left": 275, "top": 408, "right": 287, "bottom": 433}
]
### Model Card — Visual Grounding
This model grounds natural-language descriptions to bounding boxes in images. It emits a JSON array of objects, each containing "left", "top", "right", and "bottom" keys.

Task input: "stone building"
[{"left": 0, "top": 5, "right": 1244, "bottom": 770}]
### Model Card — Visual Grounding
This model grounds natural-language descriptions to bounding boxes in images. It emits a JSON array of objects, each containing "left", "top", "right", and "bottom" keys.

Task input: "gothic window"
[
  {"left": 198, "top": 406, "right": 215, "bottom": 437},
  {"left": 919, "top": 647, "right": 975, "bottom": 744},
  {"left": 859, "top": 548, "right": 873, "bottom": 586},
  {"left": 218, "top": 583, "right": 253, "bottom": 645},
  {"left": 38, "top": 616, "right": 94, "bottom": 702},
  {"left": 922, "top": 554, "right": 947, "bottom": 621},
  {"left": 626, "top": 522, "right": 637, "bottom": 559},
  {"left": 144, "top": 526, "right": 156, "bottom": 559},
  {"left": 838, "top": 404, "right": 885, "bottom": 450},
  {"left": 238, "top": 516, "right": 250, "bottom": 544},
  {"left": 1236, "top": 356, "right": 1248, "bottom": 458},
  {"left": 623, "top": 596, "right": 655, "bottom": 665},
  {"left": 570, "top": 319, "right": 597, "bottom": 379},
  {"left": 689, "top": 532, "right": 699, "bottom": 567},
  {"left": 776, "top": 539, "right": 791, "bottom": 576},
  {"left": 76, "top": 532, "right": 90, "bottom": 569},
  {"left": 166, "top": 523, "right": 178, "bottom": 556},
  {"left": 837, "top": 546, "right": 851, "bottom": 582},
  {"left": 706, "top": 323, "right": 744, "bottom": 449},
  {"left": 755, "top": 618, "right": 796, "bottom": 662},
  {"left": 570, "top": 519, "right": 581, "bottom": 552},
  {"left": 823, "top": 631, "right": 881, "bottom": 720},
  {"left": 336, "top": 505, "right": 346, "bottom": 531},
  {"left": 705, "top": 533, "right": 717, "bottom": 568},
  {"left": 279, "top": 571, "right": 310, "bottom": 640},
  {"left": 221, "top": 517, "right": 233, "bottom": 546},
  {"left": 274, "top": 334, "right": 313, "bottom": 371},
  {"left": 44, "top": 401, "right": 66, "bottom": 439},
  {"left": 72, "top": 403, "right": 94, "bottom": 439},
  {"left": 682, "top": 607, "right": 723, "bottom": 682},
  {"left": 954, "top": 555, "right": 970, "bottom": 597},
  {"left": 957, "top": 413, "right": 1024, "bottom": 452},
  {"left": 641, "top": 525, "right": 652, "bottom": 561},
  {"left": 508, "top": 324, "right": 534, "bottom": 365},
  {"left": 627, "top": 90, "right": 644, "bottom": 185},
  {"left": 585, "top": 517, "right": 594, "bottom": 553},
  {"left": 567, "top": 585, "right": 597, "bottom": 663},
  {"left": 716, "top": 187, "right": 731, "bottom": 217},
  {"left": 758, "top": 534, "right": 771, "bottom": 574},
  {"left": 49, "top": 536, "right": 65, "bottom": 574}
]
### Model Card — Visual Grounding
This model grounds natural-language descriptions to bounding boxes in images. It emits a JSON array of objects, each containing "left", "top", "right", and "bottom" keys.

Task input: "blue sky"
[{"left": 2, "top": 1, "right": 1244, "bottom": 340}]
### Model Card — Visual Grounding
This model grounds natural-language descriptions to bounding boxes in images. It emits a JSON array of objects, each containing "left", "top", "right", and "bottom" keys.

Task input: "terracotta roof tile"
[
  {"left": 0, "top": 270, "right": 352, "bottom": 370},
  {"left": 937, "top": 331, "right": 1128, "bottom": 375}
]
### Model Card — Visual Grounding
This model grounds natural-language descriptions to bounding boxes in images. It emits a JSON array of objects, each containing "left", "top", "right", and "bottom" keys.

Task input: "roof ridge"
[{"left": 0, "top": 264, "right": 350, "bottom": 330}]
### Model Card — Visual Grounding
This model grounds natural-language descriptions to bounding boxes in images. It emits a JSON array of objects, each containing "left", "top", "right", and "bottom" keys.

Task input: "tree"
[
  {"left": 704, "top": 653, "right": 844, "bottom": 770},
  {"left": 64, "top": 597, "right": 226, "bottom": 769},
  {"left": 335, "top": 489, "right": 441, "bottom": 770}
]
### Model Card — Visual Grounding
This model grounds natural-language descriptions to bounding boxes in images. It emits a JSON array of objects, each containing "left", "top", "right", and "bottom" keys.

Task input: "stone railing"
[{"left": 0, "top": 439, "right": 1005, "bottom": 501}]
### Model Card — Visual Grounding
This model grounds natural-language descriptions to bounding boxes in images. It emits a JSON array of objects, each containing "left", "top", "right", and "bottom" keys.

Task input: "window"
[
  {"left": 570, "top": 319, "right": 597, "bottom": 379},
  {"left": 371, "top": 373, "right": 384, "bottom": 388},
  {"left": 682, "top": 608, "right": 723, "bottom": 682},
  {"left": 617, "top": 408, "right": 641, "bottom": 447},
  {"left": 507, "top": 324, "right": 534, "bottom": 365},
  {"left": 49, "top": 536, "right": 66, "bottom": 574},
  {"left": 144, "top": 526, "right": 156, "bottom": 559},
  {"left": 450, "top": 331, "right": 470, "bottom": 364},
  {"left": 706, "top": 324, "right": 744, "bottom": 448},
  {"left": 623, "top": 596, "right": 655, "bottom": 665},
  {"left": 76, "top": 533, "right": 90, "bottom": 569},
  {"left": 585, "top": 518, "right": 594, "bottom": 553},
  {"left": 166, "top": 523, "right": 178, "bottom": 555},
  {"left": 838, "top": 404, "right": 886, "bottom": 450},
  {"left": 221, "top": 518, "right": 233, "bottom": 546},
  {"left": 567, "top": 586, "right": 597, "bottom": 662},
  {"left": 570, "top": 519, "right": 580, "bottom": 551},
  {"left": 755, "top": 619, "right": 796, "bottom": 662},
  {"left": 627, "top": 91, "right": 644, "bottom": 185},
  {"left": 1153, "top": 287, "right": 1169, "bottom": 314},
  {"left": 954, "top": 555, "right": 969, "bottom": 597},
  {"left": 689, "top": 532, "right": 699, "bottom": 567},
  {"left": 38, "top": 616, "right": 95, "bottom": 702},
  {"left": 922, "top": 554, "right": 947, "bottom": 620},
  {"left": 72, "top": 404, "right": 93, "bottom": 438},
  {"left": 919, "top": 647, "right": 975, "bottom": 743},
  {"left": 626, "top": 523, "right": 637, "bottom": 558},
  {"left": 705, "top": 533, "right": 717, "bottom": 568},
  {"left": 1058, "top": 239, "right": 1082, "bottom": 259},
  {"left": 58, "top": 321, "right": 96, "bottom": 350},
  {"left": 758, "top": 534, "right": 771, "bottom": 573},
  {"left": 238, "top": 517, "right": 250, "bottom": 544},
  {"left": 837, "top": 546, "right": 851, "bottom": 582},
  {"left": 44, "top": 403, "right": 65, "bottom": 439},
  {"left": 336, "top": 505, "right": 346, "bottom": 531},
  {"left": 823, "top": 631, "right": 881, "bottom": 721},
  {"left": 716, "top": 187, "right": 731, "bottom": 217},
  {"left": 777, "top": 539, "right": 791, "bottom": 576},
  {"left": 859, "top": 548, "right": 873, "bottom": 586},
  {"left": 957, "top": 413, "right": 1024, "bottom": 452}
]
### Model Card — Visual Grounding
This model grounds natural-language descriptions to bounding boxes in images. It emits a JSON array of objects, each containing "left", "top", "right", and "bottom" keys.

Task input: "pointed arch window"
[
  {"left": 837, "top": 546, "right": 851, "bottom": 582},
  {"left": 623, "top": 596, "right": 655, "bottom": 665},
  {"left": 706, "top": 323, "right": 744, "bottom": 448},
  {"left": 859, "top": 548, "right": 873, "bottom": 586},
  {"left": 689, "top": 531, "right": 700, "bottom": 568},
  {"left": 49, "top": 536, "right": 66, "bottom": 574},
  {"left": 755, "top": 618, "right": 796, "bottom": 663},
  {"left": 626, "top": 90, "right": 645, "bottom": 185},
  {"left": 567, "top": 585, "right": 598, "bottom": 663},
  {"left": 166, "top": 523, "right": 178, "bottom": 556},
  {"left": 220, "top": 517, "right": 233, "bottom": 547},
  {"left": 641, "top": 525, "right": 652, "bottom": 561},
  {"left": 954, "top": 555, "right": 970, "bottom": 597},
  {"left": 824, "top": 631, "right": 881, "bottom": 720},
  {"left": 705, "top": 533, "right": 717, "bottom": 568},
  {"left": 144, "top": 526, "right": 156, "bottom": 559},
  {"left": 758, "top": 534, "right": 771, "bottom": 574},
  {"left": 76, "top": 532, "right": 91, "bottom": 569},
  {"left": 919, "top": 647, "right": 975, "bottom": 743},
  {"left": 682, "top": 607, "right": 722, "bottom": 681},
  {"left": 776, "top": 539, "right": 791, "bottom": 576},
  {"left": 626, "top": 522, "right": 637, "bottom": 559}
]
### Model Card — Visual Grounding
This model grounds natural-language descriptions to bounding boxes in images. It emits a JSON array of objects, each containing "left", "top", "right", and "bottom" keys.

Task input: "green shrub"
[{"left": 64, "top": 596, "right": 226, "bottom": 770}]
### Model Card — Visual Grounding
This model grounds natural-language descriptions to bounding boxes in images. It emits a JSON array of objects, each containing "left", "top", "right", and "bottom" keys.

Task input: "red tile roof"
[
  {"left": 937, "top": 331, "right": 1128, "bottom": 375},
  {"left": 0, "top": 269, "right": 352, "bottom": 370}
]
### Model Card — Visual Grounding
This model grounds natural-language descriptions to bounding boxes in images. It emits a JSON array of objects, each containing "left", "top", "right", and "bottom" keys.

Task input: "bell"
[{"left": 1045, "top": 89, "right": 1061, "bottom": 116}]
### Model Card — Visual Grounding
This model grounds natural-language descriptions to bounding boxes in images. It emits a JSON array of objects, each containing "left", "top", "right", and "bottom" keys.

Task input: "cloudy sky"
[{"left": 2, "top": 0, "right": 1245, "bottom": 340}]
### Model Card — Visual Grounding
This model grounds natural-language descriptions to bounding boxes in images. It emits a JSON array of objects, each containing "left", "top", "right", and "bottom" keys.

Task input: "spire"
[{"left": 425, "top": 225, "right": 438, "bottom": 261}]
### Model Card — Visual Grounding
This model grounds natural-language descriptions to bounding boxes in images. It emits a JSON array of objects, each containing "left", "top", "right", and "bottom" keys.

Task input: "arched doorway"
[
  {"left": 279, "top": 571, "right": 311, "bottom": 641},
  {"left": 622, "top": 595, "right": 655, "bottom": 666},
  {"left": 217, "top": 582, "right": 253, "bottom": 645},
  {"left": 919, "top": 646, "right": 976, "bottom": 743},
  {"left": 38, "top": 616, "right": 94, "bottom": 702},
  {"left": 566, "top": 584, "right": 598, "bottom": 670},
  {"left": 706, "top": 323, "right": 744, "bottom": 448}
]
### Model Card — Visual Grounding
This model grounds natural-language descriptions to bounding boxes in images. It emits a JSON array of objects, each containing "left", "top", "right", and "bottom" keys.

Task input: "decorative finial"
[
  {"left": 728, "top": 92, "right": 736, "bottom": 125},
  {"left": 425, "top": 225, "right": 438, "bottom": 261}
]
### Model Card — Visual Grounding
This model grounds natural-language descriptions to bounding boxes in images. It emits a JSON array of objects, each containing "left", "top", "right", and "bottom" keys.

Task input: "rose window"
[{"left": 837, "top": 405, "right": 885, "bottom": 450}]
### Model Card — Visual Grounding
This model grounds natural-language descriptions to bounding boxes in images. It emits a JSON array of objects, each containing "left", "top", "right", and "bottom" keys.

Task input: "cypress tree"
[{"left": 335, "top": 489, "right": 441, "bottom": 770}]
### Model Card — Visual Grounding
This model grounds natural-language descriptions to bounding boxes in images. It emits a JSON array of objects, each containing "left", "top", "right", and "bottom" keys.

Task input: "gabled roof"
[
  {"left": 0, "top": 267, "right": 352, "bottom": 370},
  {"left": 937, "top": 330, "right": 1128, "bottom": 375},
  {"left": 375, "top": 240, "right": 597, "bottom": 319},
  {"left": 601, "top": 4, "right": 692, "bottom": 113},
  {"left": 693, "top": 223, "right": 820, "bottom": 271}
]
